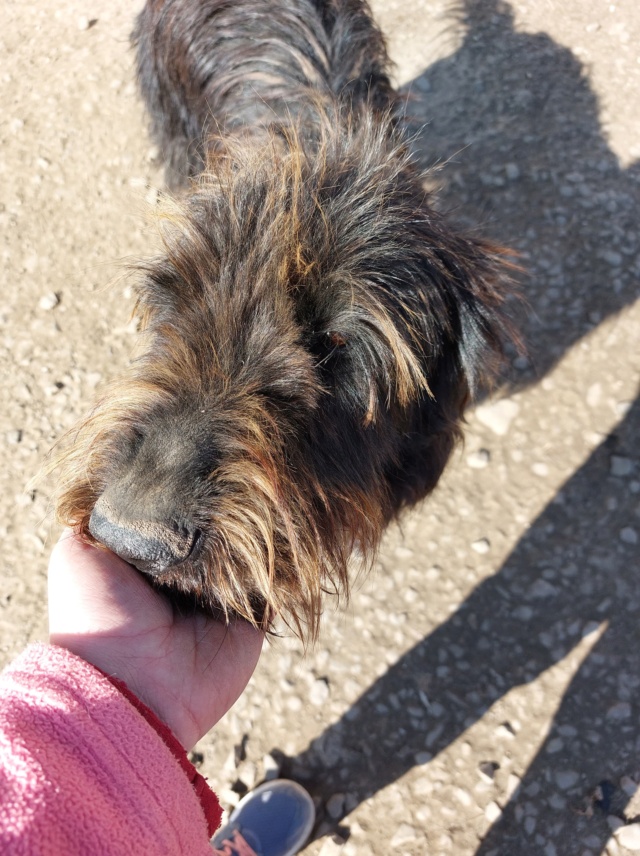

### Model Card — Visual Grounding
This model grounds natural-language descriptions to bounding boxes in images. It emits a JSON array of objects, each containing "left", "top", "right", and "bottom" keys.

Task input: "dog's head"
[{"left": 56, "top": 116, "right": 515, "bottom": 638}]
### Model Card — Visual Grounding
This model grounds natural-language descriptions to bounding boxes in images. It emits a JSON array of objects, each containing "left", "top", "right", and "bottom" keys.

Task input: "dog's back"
[{"left": 134, "top": 0, "right": 396, "bottom": 185}]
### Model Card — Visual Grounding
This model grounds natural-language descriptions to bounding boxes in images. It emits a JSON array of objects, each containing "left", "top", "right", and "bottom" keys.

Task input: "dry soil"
[{"left": 1, "top": 1, "right": 640, "bottom": 854}]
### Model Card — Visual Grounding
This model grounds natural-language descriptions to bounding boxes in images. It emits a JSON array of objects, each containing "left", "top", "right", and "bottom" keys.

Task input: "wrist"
[{"left": 49, "top": 632, "right": 199, "bottom": 749}]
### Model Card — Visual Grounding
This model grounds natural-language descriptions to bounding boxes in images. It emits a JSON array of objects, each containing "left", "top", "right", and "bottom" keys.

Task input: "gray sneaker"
[{"left": 211, "top": 779, "right": 315, "bottom": 856}]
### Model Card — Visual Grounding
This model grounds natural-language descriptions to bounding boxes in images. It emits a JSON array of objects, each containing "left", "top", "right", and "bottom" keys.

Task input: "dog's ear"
[
  {"left": 413, "top": 225, "right": 517, "bottom": 404},
  {"left": 448, "top": 239, "right": 516, "bottom": 398}
]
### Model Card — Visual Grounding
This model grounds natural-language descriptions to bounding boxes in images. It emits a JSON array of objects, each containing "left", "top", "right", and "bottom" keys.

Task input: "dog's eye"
[{"left": 327, "top": 331, "right": 347, "bottom": 348}]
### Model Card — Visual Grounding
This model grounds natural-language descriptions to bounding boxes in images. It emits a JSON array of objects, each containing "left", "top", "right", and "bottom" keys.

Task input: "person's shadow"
[{"left": 280, "top": 1, "right": 640, "bottom": 852}]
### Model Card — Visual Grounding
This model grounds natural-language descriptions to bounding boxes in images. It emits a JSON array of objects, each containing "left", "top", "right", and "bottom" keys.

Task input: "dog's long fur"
[{"left": 56, "top": 0, "right": 513, "bottom": 639}]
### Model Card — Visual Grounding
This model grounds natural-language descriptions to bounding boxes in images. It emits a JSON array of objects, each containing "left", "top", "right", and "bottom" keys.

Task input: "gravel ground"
[{"left": 1, "top": 1, "right": 639, "bottom": 854}]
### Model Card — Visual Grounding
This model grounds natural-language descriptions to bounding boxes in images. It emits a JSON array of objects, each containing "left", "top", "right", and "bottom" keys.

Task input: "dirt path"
[{"left": 1, "top": 1, "right": 639, "bottom": 853}]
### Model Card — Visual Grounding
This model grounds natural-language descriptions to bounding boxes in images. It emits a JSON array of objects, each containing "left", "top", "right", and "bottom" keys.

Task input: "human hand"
[{"left": 48, "top": 531, "right": 264, "bottom": 750}]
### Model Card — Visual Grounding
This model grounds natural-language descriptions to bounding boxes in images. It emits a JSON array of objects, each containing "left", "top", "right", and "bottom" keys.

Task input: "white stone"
[
  {"left": 309, "top": 678, "right": 330, "bottom": 706},
  {"left": 389, "top": 823, "right": 417, "bottom": 847},
  {"left": 615, "top": 823, "right": 640, "bottom": 850},
  {"left": 237, "top": 761, "right": 257, "bottom": 790},
  {"left": 586, "top": 383, "right": 602, "bottom": 407},
  {"left": 262, "top": 753, "right": 280, "bottom": 781},
  {"left": 506, "top": 774, "right": 521, "bottom": 799},
  {"left": 475, "top": 399, "right": 520, "bottom": 436},
  {"left": 472, "top": 538, "right": 490, "bottom": 554},
  {"left": 467, "top": 448, "right": 491, "bottom": 469},
  {"left": 454, "top": 787, "right": 472, "bottom": 806},
  {"left": 485, "top": 801, "right": 502, "bottom": 822},
  {"left": 394, "top": 545, "right": 413, "bottom": 559},
  {"left": 318, "top": 835, "right": 347, "bottom": 855},
  {"left": 38, "top": 292, "right": 59, "bottom": 310},
  {"left": 495, "top": 723, "right": 516, "bottom": 740},
  {"left": 532, "top": 462, "right": 549, "bottom": 477}
]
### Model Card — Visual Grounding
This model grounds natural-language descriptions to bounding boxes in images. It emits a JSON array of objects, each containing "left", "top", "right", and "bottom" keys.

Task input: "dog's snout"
[{"left": 89, "top": 498, "right": 201, "bottom": 575}]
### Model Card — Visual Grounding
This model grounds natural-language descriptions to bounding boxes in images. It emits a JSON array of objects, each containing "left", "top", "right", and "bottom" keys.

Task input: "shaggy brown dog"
[{"left": 56, "top": 0, "right": 513, "bottom": 639}]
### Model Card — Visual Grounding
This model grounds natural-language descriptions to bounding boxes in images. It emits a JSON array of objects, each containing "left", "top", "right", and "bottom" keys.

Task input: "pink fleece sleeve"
[{"left": 0, "top": 643, "right": 219, "bottom": 855}]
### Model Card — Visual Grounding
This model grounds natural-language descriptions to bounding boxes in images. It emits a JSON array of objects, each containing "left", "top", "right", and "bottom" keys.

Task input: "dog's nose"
[{"left": 88, "top": 497, "right": 201, "bottom": 575}]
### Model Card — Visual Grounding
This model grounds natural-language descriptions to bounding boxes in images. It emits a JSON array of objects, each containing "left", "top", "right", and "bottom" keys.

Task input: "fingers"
[{"left": 48, "top": 530, "right": 162, "bottom": 637}]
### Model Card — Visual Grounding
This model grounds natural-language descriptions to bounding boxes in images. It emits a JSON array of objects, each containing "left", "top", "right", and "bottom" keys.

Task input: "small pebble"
[
  {"left": 478, "top": 761, "right": 499, "bottom": 783},
  {"left": 236, "top": 761, "right": 257, "bottom": 790},
  {"left": 38, "top": 292, "right": 60, "bottom": 310},
  {"left": 485, "top": 801, "right": 502, "bottom": 822},
  {"left": 621, "top": 776, "right": 638, "bottom": 797},
  {"left": 615, "top": 823, "right": 640, "bottom": 850},
  {"left": 586, "top": 383, "right": 602, "bottom": 407},
  {"left": 611, "top": 456, "right": 634, "bottom": 477},
  {"left": 556, "top": 770, "right": 579, "bottom": 790},
  {"left": 620, "top": 528, "right": 638, "bottom": 545},
  {"left": 472, "top": 538, "right": 490, "bottom": 554},
  {"left": 309, "top": 678, "right": 330, "bottom": 706},
  {"left": 532, "top": 462, "right": 549, "bottom": 477},
  {"left": 496, "top": 722, "right": 516, "bottom": 739},
  {"left": 262, "top": 753, "right": 280, "bottom": 781},
  {"left": 528, "top": 579, "right": 557, "bottom": 599},
  {"left": 393, "top": 545, "right": 413, "bottom": 559},
  {"left": 602, "top": 250, "right": 622, "bottom": 267},
  {"left": 475, "top": 399, "right": 520, "bottom": 436},
  {"left": 389, "top": 823, "right": 417, "bottom": 847},
  {"left": 467, "top": 448, "right": 491, "bottom": 469},
  {"left": 318, "top": 835, "right": 347, "bottom": 855},
  {"left": 607, "top": 701, "right": 631, "bottom": 720},
  {"left": 454, "top": 787, "right": 472, "bottom": 806},
  {"left": 326, "top": 793, "right": 345, "bottom": 820}
]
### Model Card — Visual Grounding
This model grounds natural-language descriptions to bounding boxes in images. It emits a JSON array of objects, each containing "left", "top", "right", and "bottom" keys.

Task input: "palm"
[{"left": 49, "top": 532, "right": 263, "bottom": 749}]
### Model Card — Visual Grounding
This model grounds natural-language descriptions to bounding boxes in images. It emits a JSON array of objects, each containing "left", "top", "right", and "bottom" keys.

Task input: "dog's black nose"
[{"left": 89, "top": 498, "right": 201, "bottom": 575}]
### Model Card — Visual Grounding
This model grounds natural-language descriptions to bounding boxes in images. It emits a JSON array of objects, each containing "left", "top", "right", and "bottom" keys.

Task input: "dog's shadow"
[{"left": 281, "top": 1, "right": 640, "bottom": 851}]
